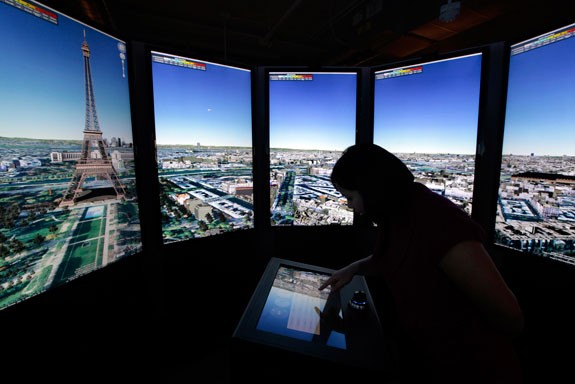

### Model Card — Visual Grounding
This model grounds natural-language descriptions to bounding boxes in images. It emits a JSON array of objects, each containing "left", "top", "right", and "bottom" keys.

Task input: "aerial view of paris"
[
  {"left": 374, "top": 47, "right": 574, "bottom": 264},
  {"left": 495, "top": 26, "right": 575, "bottom": 263},
  {"left": 0, "top": 1, "right": 141, "bottom": 311},
  {"left": 151, "top": 51, "right": 255, "bottom": 243}
]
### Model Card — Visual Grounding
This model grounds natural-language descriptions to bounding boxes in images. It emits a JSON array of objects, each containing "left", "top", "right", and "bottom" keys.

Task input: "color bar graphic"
[
  {"left": 152, "top": 54, "right": 207, "bottom": 71},
  {"left": 1, "top": 0, "right": 58, "bottom": 24},
  {"left": 376, "top": 65, "right": 423, "bottom": 80},
  {"left": 270, "top": 73, "right": 314, "bottom": 81}
]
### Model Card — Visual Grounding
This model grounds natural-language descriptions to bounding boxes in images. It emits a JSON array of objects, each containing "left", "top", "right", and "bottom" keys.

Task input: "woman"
[{"left": 319, "top": 143, "right": 524, "bottom": 383}]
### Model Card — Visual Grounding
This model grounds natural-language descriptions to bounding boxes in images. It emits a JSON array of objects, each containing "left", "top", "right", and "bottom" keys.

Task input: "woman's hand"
[{"left": 318, "top": 263, "right": 358, "bottom": 292}]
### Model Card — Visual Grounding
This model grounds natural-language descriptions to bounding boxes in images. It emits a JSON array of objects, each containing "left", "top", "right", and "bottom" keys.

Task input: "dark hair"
[{"left": 331, "top": 143, "right": 414, "bottom": 223}]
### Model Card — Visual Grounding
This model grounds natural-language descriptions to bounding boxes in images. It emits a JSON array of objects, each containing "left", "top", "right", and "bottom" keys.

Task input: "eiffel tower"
[{"left": 60, "top": 31, "right": 126, "bottom": 207}]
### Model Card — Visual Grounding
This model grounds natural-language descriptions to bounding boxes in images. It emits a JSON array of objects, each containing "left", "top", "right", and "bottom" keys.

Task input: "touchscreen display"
[{"left": 256, "top": 265, "right": 346, "bottom": 350}]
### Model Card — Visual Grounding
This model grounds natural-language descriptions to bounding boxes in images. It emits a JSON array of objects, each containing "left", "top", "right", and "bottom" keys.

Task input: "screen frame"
[
  {"left": 490, "top": 22, "right": 575, "bottom": 265},
  {"left": 0, "top": 0, "right": 146, "bottom": 314},
  {"left": 145, "top": 45, "right": 258, "bottom": 249}
]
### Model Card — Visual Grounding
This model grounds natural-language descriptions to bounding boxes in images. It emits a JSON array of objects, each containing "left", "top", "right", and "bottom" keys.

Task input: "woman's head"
[{"left": 331, "top": 143, "right": 414, "bottom": 221}]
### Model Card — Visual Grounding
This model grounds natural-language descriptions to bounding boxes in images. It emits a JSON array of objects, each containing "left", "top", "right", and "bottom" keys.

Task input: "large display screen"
[
  {"left": 151, "top": 51, "right": 253, "bottom": 243},
  {"left": 268, "top": 71, "right": 357, "bottom": 226},
  {"left": 495, "top": 23, "right": 575, "bottom": 265},
  {"left": 373, "top": 52, "right": 483, "bottom": 215},
  {"left": 0, "top": 0, "right": 142, "bottom": 312}
]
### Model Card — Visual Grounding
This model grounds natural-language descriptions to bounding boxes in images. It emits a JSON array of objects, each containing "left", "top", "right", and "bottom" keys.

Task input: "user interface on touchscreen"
[{"left": 256, "top": 266, "right": 346, "bottom": 350}]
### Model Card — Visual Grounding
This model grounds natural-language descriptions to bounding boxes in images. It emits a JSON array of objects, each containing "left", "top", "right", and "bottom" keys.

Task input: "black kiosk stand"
[{"left": 232, "top": 257, "right": 399, "bottom": 383}]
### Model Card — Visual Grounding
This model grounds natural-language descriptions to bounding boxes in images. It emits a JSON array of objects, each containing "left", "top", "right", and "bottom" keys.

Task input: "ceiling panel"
[{"left": 32, "top": 0, "right": 575, "bottom": 67}]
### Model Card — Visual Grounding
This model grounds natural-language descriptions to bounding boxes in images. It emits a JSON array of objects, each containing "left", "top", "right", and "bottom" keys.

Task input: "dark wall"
[
  {"left": 1, "top": 250, "right": 160, "bottom": 380},
  {"left": 489, "top": 245, "right": 575, "bottom": 383}
]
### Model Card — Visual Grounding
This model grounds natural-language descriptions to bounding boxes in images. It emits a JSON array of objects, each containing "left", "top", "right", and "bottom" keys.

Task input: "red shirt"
[{"left": 373, "top": 182, "right": 522, "bottom": 383}]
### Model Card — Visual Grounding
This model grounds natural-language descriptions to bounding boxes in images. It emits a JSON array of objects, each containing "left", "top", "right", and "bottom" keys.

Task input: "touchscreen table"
[
  {"left": 255, "top": 264, "right": 347, "bottom": 350},
  {"left": 233, "top": 257, "right": 393, "bottom": 373}
]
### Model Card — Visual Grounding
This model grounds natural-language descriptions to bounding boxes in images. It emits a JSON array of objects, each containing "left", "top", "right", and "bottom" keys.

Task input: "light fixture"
[{"left": 439, "top": 0, "right": 461, "bottom": 23}]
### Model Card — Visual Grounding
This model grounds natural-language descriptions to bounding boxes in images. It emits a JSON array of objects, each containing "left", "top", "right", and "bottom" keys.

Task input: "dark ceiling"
[{"left": 39, "top": 0, "right": 575, "bottom": 67}]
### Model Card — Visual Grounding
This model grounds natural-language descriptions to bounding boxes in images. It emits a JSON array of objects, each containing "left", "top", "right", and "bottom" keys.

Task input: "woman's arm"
[
  {"left": 319, "top": 226, "right": 386, "bottom": 292},
  {"left": 318, "top": 254, "right": 376, "bottom": 291},
  {"left": 440, "top": 240, "right": 525, "bottom": 338}
]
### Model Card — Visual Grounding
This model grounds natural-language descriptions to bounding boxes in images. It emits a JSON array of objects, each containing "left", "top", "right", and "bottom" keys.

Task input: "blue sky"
[
  {"left": 503, "top": 25, "right": 575, "bottom": 157},
  {"left": 152, "top": 54, "right": 252, "bottom": 147},
  {"left": 0, "top": 1, "right": 133, "bottom": 142},
  {"left": 373, "top": 53, "right": 482, "bottom": 155},
  {"left": 269, "top": 72, "right": 357, "bottom": 151}
]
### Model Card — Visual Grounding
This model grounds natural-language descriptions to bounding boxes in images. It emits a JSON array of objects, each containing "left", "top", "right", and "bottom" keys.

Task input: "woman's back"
[{"left": 375, "top": 183, "right": 523, "bottom": 383}]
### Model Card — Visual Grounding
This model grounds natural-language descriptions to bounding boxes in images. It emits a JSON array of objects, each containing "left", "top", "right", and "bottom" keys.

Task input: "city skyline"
[
  {"left": 373, "top": 53, "right": 482, "bottom": 155},
  {"left": 0, "top": 1, "right": 133, "bottom": 143}
]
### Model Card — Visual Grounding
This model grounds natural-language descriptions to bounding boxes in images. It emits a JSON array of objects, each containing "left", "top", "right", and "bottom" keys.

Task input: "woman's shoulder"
[
  {"left": 410, "top": 182, "right": 465, "bottom": 214},
  {"left": 408, "top": 182, "right": 486, "bottom": 247}
]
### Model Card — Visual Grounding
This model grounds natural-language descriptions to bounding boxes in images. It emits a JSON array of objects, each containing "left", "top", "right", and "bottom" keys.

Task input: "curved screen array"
[
  {"left": 4, "top": 1, "right": 574, "bottom": 315},
  {"left": 151, "top": 51, "right": 254, "bottom": 243},
  {"left": 496, "top": 23, "right": 575, "bottom": 264},
  {"left": 373, "top": 52, "right": 483, "bottom": 216},
  {"left": 268, "top": 71, "right": 358, "bottom": 226},
  {"left": 0, "top": 0, "right": 142, "bottom": 311}
]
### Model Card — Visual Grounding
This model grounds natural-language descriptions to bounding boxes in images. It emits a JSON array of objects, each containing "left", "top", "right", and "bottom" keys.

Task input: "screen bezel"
[
  {"left": 490, "top": 22, "right": 575, "bottom": 265},
  {"left": 147, "top": 46, "right": 257, "bottom": 248},
  {"left": 0, "top": 0, "right": 145, "bottom": 314}
]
